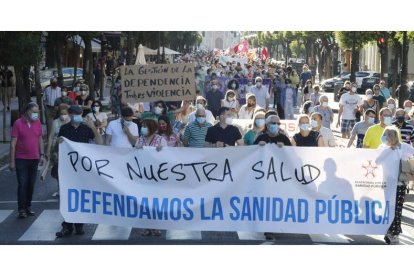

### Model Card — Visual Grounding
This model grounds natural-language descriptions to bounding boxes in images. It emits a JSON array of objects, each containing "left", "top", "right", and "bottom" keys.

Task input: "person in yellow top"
[{"left": 363, "top": 108, "right": 400, "bottom": 148}]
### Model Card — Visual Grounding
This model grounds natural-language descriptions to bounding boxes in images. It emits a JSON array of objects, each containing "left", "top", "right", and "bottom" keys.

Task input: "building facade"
[{"left": 199, "top": 31, "right": 241, "bottom": 51}]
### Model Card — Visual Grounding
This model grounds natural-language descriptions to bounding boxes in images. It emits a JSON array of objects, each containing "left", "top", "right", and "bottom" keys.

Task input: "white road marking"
[
  {"left": 0, "top": 210, "right": 13, "bottom": 223},
  {"left": 166, "top": 230, "right": 202, "bottom": 240},
  {"left": 18, "top": 210, "right": 63, "bottom": 241},
  {"left": 92, "top": 225, "right": 132, "bottom": 240}
]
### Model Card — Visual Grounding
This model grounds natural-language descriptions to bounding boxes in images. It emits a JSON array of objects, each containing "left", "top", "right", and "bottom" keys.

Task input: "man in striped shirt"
[
  {"left": 43, "top": 78, "right": 62, "bottom": 137},
  {"left": 393, "top": 108, "right": 414, "bottom": 146},
  {"left": 182, "top": 108, "right": 212, "bottom": 148}
]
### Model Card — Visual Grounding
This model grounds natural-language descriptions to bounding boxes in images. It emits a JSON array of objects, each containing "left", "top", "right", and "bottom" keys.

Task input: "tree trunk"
[
  {"left": 15, "top": 66, "right": 31, "bottom": 116},
  {"left": 45, "top": 36, "right": 56, "bottom": 68},
  {"left": 83, "top": 36, "right": 95, "bottom": 99},
  {"left": 126, "top": 32, "right": 134, "bottom": 65},
  {"left": 401, "top": 31, "right": 408, "bottom": 85},
  {"left": 34, "top": 64, "right": 44, "bottom": 124},
  {"left": 56, "top": 39, "right": 64, "bottom": 87},
  {"left": 380, "top": 32, "right": 389, "bottom": 86}
]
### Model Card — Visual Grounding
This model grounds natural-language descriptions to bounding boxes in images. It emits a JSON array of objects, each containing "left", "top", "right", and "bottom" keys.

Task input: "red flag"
[
  {"left": 262, "top": 47, "right": 269, "bottom": 62},
  {"left": 233, "top": 44, "right": 239, "bottom": 53}
]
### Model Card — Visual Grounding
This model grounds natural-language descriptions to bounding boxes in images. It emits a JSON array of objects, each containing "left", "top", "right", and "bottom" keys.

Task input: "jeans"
[{"left": 15, "top": 159, "right": 39, "bottom": 211}]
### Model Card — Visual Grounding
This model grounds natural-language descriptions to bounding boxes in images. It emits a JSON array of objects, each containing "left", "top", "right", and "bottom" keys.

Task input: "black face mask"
[{"left": 397, "top": 116, "right": 405, "bottom": 123}]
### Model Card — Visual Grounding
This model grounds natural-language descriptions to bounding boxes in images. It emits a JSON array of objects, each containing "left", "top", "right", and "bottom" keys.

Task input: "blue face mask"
[
  {"left": 196, "top": 117, "right": 206, "bottom": 124},
  {"left": 381, "top": 135, "right": 388, "bottom": 144},
  {"left": 310, "top": 120, "right": 318, "bottom": 128},
  {"left": 141, "top": 127, "right": 149, "bottom": 136},
  {"left": 383, "top": 116, "right": 392, "bottom": 126},
  {"left": 255, "top": 119, "right": 265, "bottom": 127},
  {"left": 72, "top": 115, "right": 83, "bottom": 124},
  {"left": 268, "top": 123, "right": 279, "bottom": 134},
  {"left": 300, "top": 123, "right": 310, "bottom": 132},
  {"left": 30, "top": 112, "right": 39, "bottom": 121},
  {"left": 308, "top": 107, "right": 315, "bottom": 113}
]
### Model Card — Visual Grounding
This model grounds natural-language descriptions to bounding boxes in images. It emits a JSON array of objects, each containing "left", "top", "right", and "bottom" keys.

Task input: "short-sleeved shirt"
[
  {"left": 393, "top": 121, "right": 414, "bottom": 145},
  {"left": 363, "top": 124, "right": 385, "bottom": 149},
  {"left": 106, "top": 118, "right": 139, "bottom": 148},
  {"left": 135, "top": 134, "right": 167, "bottom": 147},
  {"left": 351, "top": 121, "right": 371, "bottom": 148},
  {"left": 183, "top": 121, "right": 212, "bottom": 148},
  {"left": 75, "top": 95, "right": 93, "bottom": 117},
  {"left": 11, "top": 117, "right": 43, "bottom": 159},
  {"left": 205, "top": 123, "right": 242, "bottom": 146},
  {"left": 54, "top": 96, "right": 73, "bottom": 106},
  {"left": 254, "top": 132, "right": 292, "bottom": 145},
  {"left": 250, "top": 86, "right": 270, "bottom": 108},
  {"left": 314, "top": 105, "right": 333, "bottom": 129},
  {"left": 339, "top": 93, "right": 363, "bottom": 120},
  {"left": 205, "top": 90, "right": 224, "bottom": 118},
  {"left": 58, "top": 123, "right": 95, "bottom": 143},
  {"left": 244, "top": 129, "right": 259, "bottom": 145}
]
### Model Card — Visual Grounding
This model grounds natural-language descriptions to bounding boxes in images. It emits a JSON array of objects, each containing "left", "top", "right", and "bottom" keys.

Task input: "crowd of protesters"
[{"left": 8, "top": 50, "right": 414, "bottom": 245}]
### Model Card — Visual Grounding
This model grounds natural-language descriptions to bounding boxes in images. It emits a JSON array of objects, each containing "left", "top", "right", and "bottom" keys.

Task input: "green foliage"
[
  {"left": 335, "top": 31, "right": 380, "bottom": 49},
  {"left": 0, "top": 31, "right": 42, "bottom": 67}
]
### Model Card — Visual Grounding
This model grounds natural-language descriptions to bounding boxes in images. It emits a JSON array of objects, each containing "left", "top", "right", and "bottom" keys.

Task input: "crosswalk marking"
[
  {"left": 18, "top": 210, "right": 63, "bottom": 241},
  {"left": 92, "top": 225, "right": 132, "bottom": 240},
  {"left": 0, "top": 210, "right": 13, "bottom": 223},
  {"left": 309, "top": 234, "right": 351, "bottom": 244},
  {"left": 166, "top": 230, "right": 202, "bottom": 240},
  {"left": 237, "top": 231, "right": 265, "bottom": 240}
]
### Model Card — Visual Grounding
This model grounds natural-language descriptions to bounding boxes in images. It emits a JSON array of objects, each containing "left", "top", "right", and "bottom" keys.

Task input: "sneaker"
[
  {"left": 384, "top": 234, "right": 400, "bottom": 245},
  {"left": 25, "top": 209, "right": 35, "bottom": 216},
  {"left": 56, "top": 227, "right": 73, "bottom": 238},
  {"left": 18, "top": 210, "right": 27, "bottom": 219}
]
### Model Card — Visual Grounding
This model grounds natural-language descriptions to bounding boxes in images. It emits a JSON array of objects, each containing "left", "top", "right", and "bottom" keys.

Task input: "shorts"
[{"left": 341, "top": 119, "right": 356, "bottom": 133}]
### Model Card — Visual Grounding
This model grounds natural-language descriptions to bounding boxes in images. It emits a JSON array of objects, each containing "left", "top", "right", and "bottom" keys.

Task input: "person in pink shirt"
[{"left": 9, "top": 102, "right": 46, "bottom": 218}]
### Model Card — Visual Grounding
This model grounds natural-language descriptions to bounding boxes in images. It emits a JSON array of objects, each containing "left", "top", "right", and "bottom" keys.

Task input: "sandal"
[
  {"left": 141, "top": 229, "right": 152, "bottom": 236},
  {"left": 151, "top": 229, "right": 161, "bottom": 236}
]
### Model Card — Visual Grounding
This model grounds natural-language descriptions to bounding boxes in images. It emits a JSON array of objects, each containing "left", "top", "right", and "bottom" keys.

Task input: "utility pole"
[{"left": 100, "top": 33, "right": 107, "bottom": 101}]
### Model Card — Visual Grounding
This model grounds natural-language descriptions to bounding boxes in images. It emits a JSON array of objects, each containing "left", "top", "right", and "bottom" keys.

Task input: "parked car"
[
  {"left": 321, "top": 72, "right": 350, "bottom": 92},
  {"left": 32, "top": 67, "right": 84, "bottom": 93},
  {"left": 355, "top": 71, "right": 380, "bottom": 89},
  {"left": 360, "top": 77, "right": 380, "bottom": 93}
]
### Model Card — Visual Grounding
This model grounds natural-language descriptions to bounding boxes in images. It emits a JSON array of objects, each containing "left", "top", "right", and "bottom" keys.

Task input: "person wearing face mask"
[
  {"left": 403, "top": 100, "right": 413, "bottom": 120},
  {"left": 291, "top": 114, "right": 324, "bottom": 147},
  {"left": 376, "top": 126, "right": 413, "bottom": 244},
  {"left": 55, "top": 105, "right": 103, "bottom": 238},
  {"left": 238, "top": 93, "right": 257, "bottom": 119},
  {"left": 310, "top": 112, "right": 336, "bottom": 147},
  {"left": 387, "top": 98, "right": 397, "bottom": 118},
  {"left": 135, "top": 118, "right": 167, "bottom": 237},
  {"left": 337, "top": 80, "right": 351, "bottom": 102},
  {"left": 310, "top": 85, "right": 321, "bottom": 106},
  {"left": 9, "top": 102, "right": 46, "bottom": 218},
  {"left": 86, "top": 100, "right": 108, "bottom": 135},
  {"left": 254, "top": 114, "right": 291, "bottom": 146},
  {"left": 46, "top": 104, "right": 71, "bottom": 189},
  {"left": 205, "top": 107, "right": 244, "bottom": 147},
  {"left": 372, "top": 84, "right": 387, "bottom": 109},
  {"left": 363, "top": 107, "right": 398, "bottom": 149},
  {"left": 182, "top": 108, "right": 212, "bottom": 148},
  {"left": 314, "top": 95, "right": 334, "bottom": 129},
  {"left": 221, "top": 90, "right": 239, "bottom": 118},
  {"left": 379, "top": 80, "right": 391, "bottom": 99},
  {"left": 300, "top": 64, "right": 313, "bottom": 89},
  {"left": 392, "top": 108, "right": 414, "bottom": 146},
  {"left": 347, "top": 109, "right": 376, "bottom": 148},
  {"left": 105, "top": 107, "right": 139, "bottom": 148},
  {"left": 43, "top": 77, "right": 62, "bottom": 138},
  {"left": 187, "top": 96, "right": 215, "bottom": 125},
  {"left": 205, "top": 80, "right": 224, "bottom": 118},
  {"left": 301, "top": 80, "right": 313, "bottom": 104},
  {"left": 251, "top": 76, "right": 270, "bottom": 109},
  {"left": 243, "top": 111, "right": 266, "bottom": 145},
  {"left": 337, "top": 82, "right": 363, "bottom": 138},
  {"left": 53, "top": 86, "right": 73, "bottom": 108},
  {"left": 75, "top": 84, "right": 93, "bottom": 117},
  {"left": 302, "top": 100, "right": 315, "bottom": 116},
  {"left": 158, "top": 115, "right": 180, "bottom": 147},
  {"left": 362, "top": 89, "right": 380, "bottom": 123},
  {"left": 281, "top": 78, "right": 297, "bottom": 120}
]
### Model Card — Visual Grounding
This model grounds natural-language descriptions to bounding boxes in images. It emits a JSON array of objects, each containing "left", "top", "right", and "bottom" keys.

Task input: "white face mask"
[
  {"left": 366, "top": 94, "right": 373, "bottom": 100},
  {"left": 81, "top": 91, "right": 87, "bottom": 96},
  {"left": 322, "top": 101, "right": 328, "bottom": 107},
  {"left": 367, "top": 117, "right": 375, "bottom": 124},
  {"left": 60, "top": 114, "right": 69, "bottom": 121},
  {"left": 154, "top": 106, "right": 163, "bottom": 115},
  {"left": 196, "top": 103, "right": 204, "bottom": 109},
  {"left": 256, "top": 82, "right": 262, "bottom": 88},
  {"left": 61, "top": 91, "right": 68, "bottom": 97},
  {"left": 225, "top": 117, "right": 233, "bottom": 125},
  {"left": 351, "top": 87, "right": 357, "bottom": 93},
  {"left": 388, "top": 104, "right": 395, "bottom": 110}
]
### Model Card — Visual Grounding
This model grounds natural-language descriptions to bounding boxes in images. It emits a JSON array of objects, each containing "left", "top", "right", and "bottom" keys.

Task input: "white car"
[{"left": 355, "top": 71, "right": 380, "bottom": 88}]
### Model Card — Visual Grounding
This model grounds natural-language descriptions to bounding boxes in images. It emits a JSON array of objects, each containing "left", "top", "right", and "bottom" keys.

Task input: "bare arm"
[
  {"left": 46, "top": 125, "right": 56, "bottom": 158},
  {"left": 105, "top": 134, "right": 112, "bottom": 146},
  {"left": 336, "top": 105, "right": 344, "bottom": 127},
  {"left": 9, "top": 137, "right": 17, "bottom": 171}
]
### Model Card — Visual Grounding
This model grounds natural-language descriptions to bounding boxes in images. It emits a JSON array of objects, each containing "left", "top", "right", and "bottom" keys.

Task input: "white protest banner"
[
  {"left": 59, "top": 138, "right": 398, "bottom": 235},
  {"left": 120, "top": 63, "right": 196, "bottom": 103}
]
